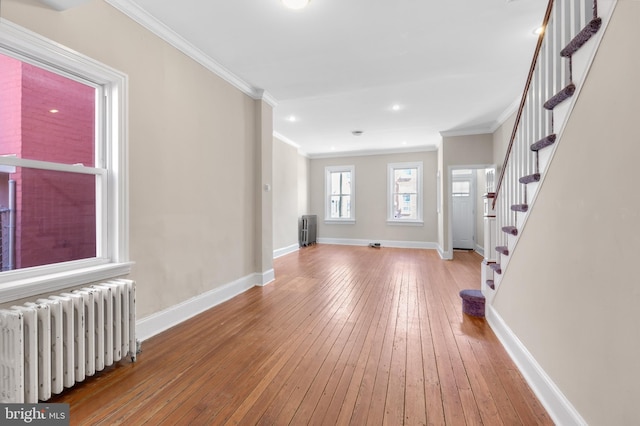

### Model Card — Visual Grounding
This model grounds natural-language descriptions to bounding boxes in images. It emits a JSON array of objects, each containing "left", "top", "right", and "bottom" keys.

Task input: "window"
[
  {"left": 325, "top": 165, "right": 354, "bottom": 223},
  {"left": 388, "top": 162, "right": 423, "bottom": 224},
  {"left": 0, "top": 22, "right": 129, "bottom": 302}
]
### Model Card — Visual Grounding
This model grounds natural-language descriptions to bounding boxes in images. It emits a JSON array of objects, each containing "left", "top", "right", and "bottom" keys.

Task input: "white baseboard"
[
  {"left": 437, "top": 245, "right": 453, "bottom": 260},
  {"left": 136, "top": 272, "right": 263, "bottom": 342},
  {"left": 258, "top": 268, "right": 275, "bottom": 286},
  {"left": 485, "top": 304, "right": 587, "bottom": 426},
  {"left": 317, "top": 238, "right": 438, "bottom": 250},
  {"left": 475, "top": 244, "right": 485, "bottom": 257},
  {"left": 273, "top": 243, "right": 299, "bottom": 259}
]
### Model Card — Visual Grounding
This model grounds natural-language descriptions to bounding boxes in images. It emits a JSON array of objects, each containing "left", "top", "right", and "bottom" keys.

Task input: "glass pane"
[
  {"left": 451, "top": 169, "right": 473, "bottom": 176},
  {"left": 330, "top": 172, "right": 341, "bottom": 195},
  {"left": 330, "top": 195, "right": 341, "bottom": 218},
  {"left": 330, "top": 171, "right": 351, "bottom": 195},
  {"left": 392, "top": 193, "right": 417, "bottom": 219},
  {"left": 394, "top": 168, "right": 417, "bottom": 193},
  {"left": 452, "top": 181, "right": 470, "bottom": 196},
  {"left": 0, "top": 53, "right": 96, "bottom": 166},
  {"left": 340, "top": 172, "right": 351, "bottom": 195},
  {"left": 330, "top": 195, "right": 351, "bottom": 219},
  {"left": 0, "top": 167, "right": 96, "bottom": 271},
  {"left": 340, "top": 195, "right": 351, "bottom": 218}
]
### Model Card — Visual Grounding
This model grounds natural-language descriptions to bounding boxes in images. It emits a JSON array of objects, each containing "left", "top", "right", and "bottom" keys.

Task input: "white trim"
[
  {"left": 440, "top": 127, "right": 494, "bottom": 138},
  {"left": 492, "top": 96, "right": 521, "bottom": 132},
  {"left": 439, "top": 96, "right": 520, "bottom": 138},
  {"left": 486, "top": 305, "right": 587, "bottom": 426},
  {"left": 475, "top": 244, "right": 485, "bottom": 256},
  {"left": 273, "top": 244, "right": 299, "bottom": 259},
  {"left": 387, "top": 161, "right": 423, "bottom": 223},
  {"left": 385, "top": 220, "right": 424, "bottom": 226},
  {"left": 324, "top": 219, "right": 356, "bottom": 225},
  {"left": 0, "top": 262, "right": 133, "bottom": 304},
  {"left": 437, "top": 245, "right": 453, "bottom": 260},
  {"left": 136, "top": 272, "right": 262, "bottom": 341},
  {"left": 104, "top": 0, "right": 276, "bottom": 105},
  {"left": 258, "top": 269, "right": 275, "bottom": 287},
  {"left": 0, "top": 19, "right": 130, "bottom": 298},
  {"left": 325, "top": 165, "right": 355, "bottom": 222},
  {"left": 309, "top": 145, "right": 436, "bottom": 159},
  {"left": 273, "top": 132, "right": 300, "bottom": 149},
  {"left": 317, "top": 238, "right": 438, "bottom": 250}
]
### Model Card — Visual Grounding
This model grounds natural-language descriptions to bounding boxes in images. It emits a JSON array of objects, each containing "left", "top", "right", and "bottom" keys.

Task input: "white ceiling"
[{"left": 113, "top": 0, "right": 547, "bottom": 157}]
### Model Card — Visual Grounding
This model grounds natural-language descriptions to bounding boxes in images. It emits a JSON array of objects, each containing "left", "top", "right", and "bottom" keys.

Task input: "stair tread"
[
  {"left": 511, "top": 204, "right": 529, "bottom": 213},
  {"left": 530, "top": 134, "right": 556, "bottom": 152},
  {"left": 561, "top": 18, "right": 602, "bottom": 57},
  {"left": 489, "top": 263, "right": 502, "bottom": 274},
  {"left": 502, "top": 226, "right": 518, "bottom": 236},
  {"left": 519, "top": 173, "right": 541, "bottom": 184},
  {"left": 486, "top": 280, "right": 495, "bottom": 290},
  {"left": 495, "top": 246, "right": 509, "bottom": 256},
  {"left": 544, "top": 84, "right": 576, "bottom": 110}
]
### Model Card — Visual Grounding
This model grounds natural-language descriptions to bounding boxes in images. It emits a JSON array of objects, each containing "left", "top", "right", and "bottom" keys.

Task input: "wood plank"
[{"left": 47, "top": 245, "right": 553, "bottom": 426}]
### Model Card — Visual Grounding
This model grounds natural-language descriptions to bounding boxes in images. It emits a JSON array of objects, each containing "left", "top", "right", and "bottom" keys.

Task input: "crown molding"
[
  {"left": 440, "top": 127, "right": 494, "bottom": 138},
  {"left": 493, "top": 96, "right": 520, "bottom": 130},
  {"left": 254, "top": 89, "right": 278, "bottom": 108},
  {"left": 308, "top": 144, "right": 437, "bottom": 159},
  {"left": 104, "top": 0, "right": 276, "bottom": 104},
  {"left": 440, "top": 96, "right": 521, "bottom": 138},
  {"left": 37, "top": 0, "right": 92, "bottom": 11}
]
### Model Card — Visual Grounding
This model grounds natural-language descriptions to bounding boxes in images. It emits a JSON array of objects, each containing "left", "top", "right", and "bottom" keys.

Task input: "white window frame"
[
  {"left": 0, "top": 20, "right": 130, "bottom": 303},
  {"left": 387, "top": 161, "right": 423, "bottom": 225},
  {"left": 324, "top": 165, "right": 355, "bottom": 224}
]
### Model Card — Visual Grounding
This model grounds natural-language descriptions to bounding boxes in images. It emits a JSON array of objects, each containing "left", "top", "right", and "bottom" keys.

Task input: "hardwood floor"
[{"left": 51, "top": 245, "right": 553, "bottom": 425}]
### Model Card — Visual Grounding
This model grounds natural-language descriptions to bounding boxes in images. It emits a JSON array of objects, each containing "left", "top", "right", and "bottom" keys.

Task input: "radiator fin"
[{"left": 0, "top": 279, "right": 136, "bottom": 402}]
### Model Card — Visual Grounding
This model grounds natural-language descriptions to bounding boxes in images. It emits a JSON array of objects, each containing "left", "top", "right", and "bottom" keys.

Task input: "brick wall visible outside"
[{"left": 0, "top": 54, "right": 96, "bottom": 269}]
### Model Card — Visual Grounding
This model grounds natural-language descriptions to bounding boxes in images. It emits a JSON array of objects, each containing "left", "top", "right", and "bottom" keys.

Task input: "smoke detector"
[{"left": 352, "top": 130, "right": 364, "bottom": 136}]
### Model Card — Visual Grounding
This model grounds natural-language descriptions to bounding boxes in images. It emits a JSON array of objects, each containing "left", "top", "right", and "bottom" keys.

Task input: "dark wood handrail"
[{"left": 493, "top": 0, "right": 555, "bottom": 209}]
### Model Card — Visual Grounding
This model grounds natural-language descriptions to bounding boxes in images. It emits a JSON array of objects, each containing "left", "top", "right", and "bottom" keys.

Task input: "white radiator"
[{"left": 0, "top": 279, "right": 136, "bottom": 403}]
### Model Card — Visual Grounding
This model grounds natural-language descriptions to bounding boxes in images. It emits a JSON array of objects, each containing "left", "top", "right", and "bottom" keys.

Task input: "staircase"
[{"left": 480, "top": 0, "right": 617, "bottom": 302}]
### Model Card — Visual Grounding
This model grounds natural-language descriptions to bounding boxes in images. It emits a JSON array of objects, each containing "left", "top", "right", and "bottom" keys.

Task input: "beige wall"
[
  {"left": 255, "top": 101, "right": 274, "bottom": 274},
  {"left": 273, "top": 137, "right": 304, "bottom": 251},
  {"left": 309, "top": 151, "right": 438, "bottom": 245},
  {"left": 492, "top": 112, "right": 516, "bottom": 173},
  {"left": 493, "top": 2, "right": 640, "bottom": 423},
  {"left": 3, "top": 0, "right": 271, "bottom": 318},
  {"left": 298, "top": 155, "right": 310, "bottom": 217}
]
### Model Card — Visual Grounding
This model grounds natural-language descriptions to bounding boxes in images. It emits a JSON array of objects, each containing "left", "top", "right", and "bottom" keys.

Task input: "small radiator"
[
  {"left": 299, "top": 215, "right": 317, "bottom": 247},
  {"left": 0, "top": 279, "right": 136, "bottom": 403}
]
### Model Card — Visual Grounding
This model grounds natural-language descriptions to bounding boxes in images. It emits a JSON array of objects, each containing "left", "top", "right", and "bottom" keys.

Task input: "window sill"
[
  {"left": 386, "top": 220, "right": 424, "bottom": 227},
  {"left": 324, "top": 219, "right": 356, "bottom": 225},
  {"left": 0, "top": 261, "right": 134, "bottom": 304}
]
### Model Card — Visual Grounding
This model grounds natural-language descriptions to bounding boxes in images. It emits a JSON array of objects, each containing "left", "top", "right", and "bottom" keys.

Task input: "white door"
[{"left": 452, "top": 170, "right": 476, "bottom": 250}]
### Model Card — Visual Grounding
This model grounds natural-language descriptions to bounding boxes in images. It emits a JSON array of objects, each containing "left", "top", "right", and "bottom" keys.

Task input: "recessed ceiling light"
[
  {"left": 49, "top": 109, "right": 59, "bottom": 113},
  {"left": 392, "top": 104, "right": 401, "bottom": 111},
  {"left": 281, "top": 0, "right": 310, "bottom": 10},
  {"left": 402, "top": 141, "right": 407, "bottom": 145},
  {"left": 287, "top": 115, "right": 297, "bottom": 122},
  {"left": 351, "top": 130, "right": 364, "bottom": 136}
]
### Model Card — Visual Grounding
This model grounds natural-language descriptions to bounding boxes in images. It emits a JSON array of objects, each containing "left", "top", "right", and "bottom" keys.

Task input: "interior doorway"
[
  {"left": 452, "top": 169, "right": 476, "bottom": 250},
  {"left": 447, "top": 165, "right": 495, "bottom": 257}
]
